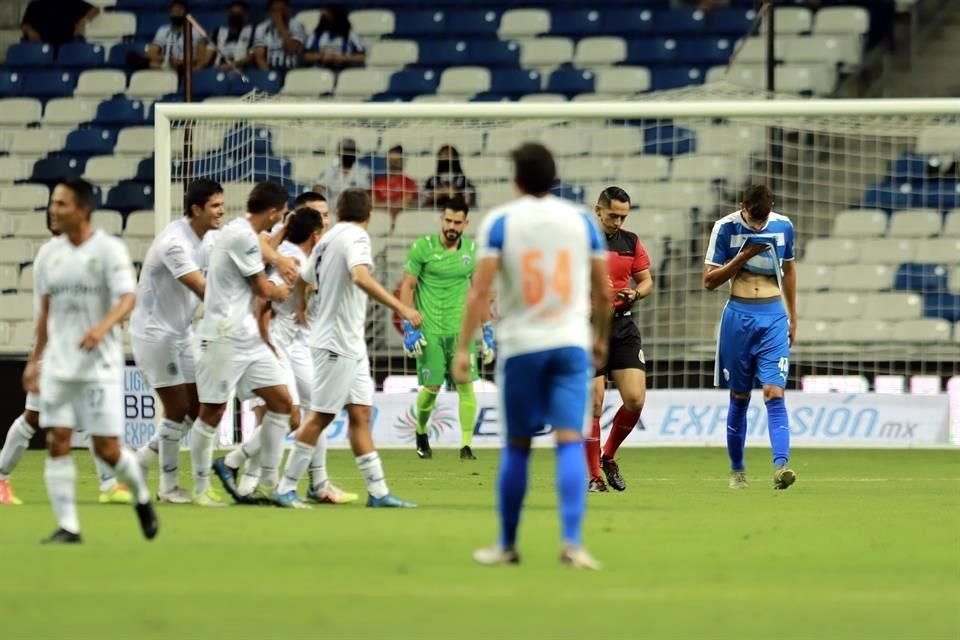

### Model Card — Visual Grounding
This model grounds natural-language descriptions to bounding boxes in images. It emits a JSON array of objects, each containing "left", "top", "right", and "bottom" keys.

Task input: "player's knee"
[
  {"left": 23, "top": 410, "right": 40, "bottom": 429},
  {"left": 730, "top": 391, "right": 751, "bottom": 402},
  {"left": 46, "top": 428, "right": 71, "bottom": 455},
  {"left": 591, "top": 387, "right": 605, "bottom": 416},
  {"left": 621, "top": 391, "right": 645, "bottom": 414},
  {"left": 762, "top": 386, "right": 784, "bottom": 402},
  {"left": 199, "top": 404, "right": 226, "bottom": 426},
  {"left": 91, "top": 437, "right": 120, "bottom": 464}
]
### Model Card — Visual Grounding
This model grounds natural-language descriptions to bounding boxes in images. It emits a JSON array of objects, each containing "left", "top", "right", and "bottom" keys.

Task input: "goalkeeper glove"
[
  {"left": 402, "top": 320, "right": 427, "bottom": 359},
  {"left": 480, "top": 321, "right": 496, "bottom": 365}
]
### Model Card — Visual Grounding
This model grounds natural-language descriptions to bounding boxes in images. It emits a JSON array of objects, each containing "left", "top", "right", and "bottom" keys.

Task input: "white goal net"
[{"left": 155, "top": 91, "right": 960, "bottom": 395}]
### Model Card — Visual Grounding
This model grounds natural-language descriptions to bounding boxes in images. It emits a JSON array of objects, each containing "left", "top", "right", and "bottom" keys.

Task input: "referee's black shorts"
[{"left": 596, "top": 310, "right": 646, "bottom": 379}]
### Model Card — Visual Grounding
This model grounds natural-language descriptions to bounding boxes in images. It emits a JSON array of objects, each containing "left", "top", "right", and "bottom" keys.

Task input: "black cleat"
[
  {"left": 135, "top": 501, "right": 159, "bottom": 540},
  {"left": 41, "top": 528, "right": 82, "bottom": 544},
  {"left": 460, "top": 445, "right": 477, "bottom": 460},
  {"left": 588, "top": 476, "right": 608, "bottom": 493},
  {"left": 600, "top": 455, "right": 626, "bottom": 492},
  {"left": 416, "top": 433, "right": 432, "bottom": 459}
]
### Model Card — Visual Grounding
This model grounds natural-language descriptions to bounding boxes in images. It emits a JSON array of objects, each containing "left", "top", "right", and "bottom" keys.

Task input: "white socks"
[
  {"left": 308, "top": 435, "right": 329, "bottom": 491},
  {"left": 88, "top": 439, "right": 117, "bottom": 492},
  {"left": 225, "top": 428, "right": 260, "bottom": 469},
  {"left": 113, "top": 448, "right": 150, "bottom": 504},
  {"left": 157, "top": 418, "right": 184, "bottom": 494},
  {"left": 190, "top": 419, "right": 217, "bottom": 495},
  {"left": 45, "top": 456, "right": 79, "bottom": 534},
  {"left": 277, "top": 441, "right": 313, "bottom": 494},
  {"left": 355, "top": 452, "right": 389, "bottom": 499},
  {"left": 257, "top": 412, "right": 289, "bottom": 490},
  {"left": 0, "top": 415, "right": 35, "bottom": 479}
]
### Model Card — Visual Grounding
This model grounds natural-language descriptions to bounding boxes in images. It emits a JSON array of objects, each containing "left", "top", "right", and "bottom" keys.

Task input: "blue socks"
[
  {"left": 765, "top": 397, "right": 791, "bottom": 467},
  {"left": 555, "top": 440, "right": 587, "bottom": 547},
  {"left": 497, "top": 444, "right": 530, "bottom": 548},
  {"left": 726, "top": 395, "right": 750, "bottom": 471}
]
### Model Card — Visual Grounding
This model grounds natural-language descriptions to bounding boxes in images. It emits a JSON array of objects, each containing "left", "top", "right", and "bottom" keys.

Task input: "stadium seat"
[
  {"left": 446, "top": 10, "right": 500, "bottom": 37},
  {"left": 337, "top": 69, "right": 390, "bottom": 99},
  {"left": 894, "top": 262, "right": 948, "bottom": 293},
  {"left": 680, "top": 38, "right": 734, "bottom": 66},
  {"left": 243, "top": 70, "right": 284, "bottom": 95},
  {"left": 23, "top": 71, "right": 77, "bottom": 99},
  {"left": 733, "top": 37, "right": 784, "bottom": 65},
  {"left": 127, "top": 69, "right": 178, "bottom": 99},
  {"left": 106, "top": 41, "right": 149, "bottom": 67},
  {"left": 615, "top": 155, "right": 671, "bottom": 182},
  {"left": 776, "top": 65, "right": 836, "bottom": 96},
  {"left": 460, "top": 156, "right": 510, "bottom": 181},
  {"left": 590, "top": 127, "right": 644, "bottom": 155},
  {"left": 367, "top": 41, "right": 418, "bottom": 69},
  {"left": 393, "top": 11, "right": 447, "bottom": 37},
  {"left": 758, "top": 7, "right": 813, "bottom": 34},
  {"left": 123, "top": 210, "right": 156, "bottom": 238},
  {"left": 831, "top": 264, "right": 894, "bottom": 292},
  {"left": 942, "top": 210, "right": 960, "bottom": 237},
  {"left": 498, "top": 9, "right": 550, "bottom": 38},
  {"left": 106, "top": 182, "right": 153, "bottom": 213},
  {"left": 892, "top": 318, "right": 950, "bottom": 343},
  {"left": 115, "top": 127, "right": 154, "bottom": 157},
  {"left": 814, "top": 7, "right": 870, "bottom": 37},
  {"left": 859, "top": 238, "right": 916, "bottom": 265},
  {"left": 799, "top": 292, "right": 862, "bottom": 321},
  {"left": 832, "top": 208, "right": 887, "bottom": 237},
  {"left": 56, "top": 41, "right": 107, "bottom": 69},
  {"left": 8, "top": 320, "right": 34, "bottom": 348},
  {"left": 654, "top": 9, "right": 707, "bottom": 34},
  {"left": 781, "top": 35, "right": 861, "bottom": 67},
  {"left": 910, "top": 238, "right": 960, "bottom": 265},
  {"left": 519, "top": 37, "right": 574, "bottom": 67},
  {"left": 561, "top": 156, "right": 619, "bottom": 182},
  {"left": 923, "top": 292, "right": 960, "bottom": 322},
  {"left": 63, "top": 127, "right": 117, "bottom": 156},
  {"left": 626, "top": 38, "right": 679, "bottom": 65},
  {"left": 888, "top": 209, "right": 942, "bottom": 238},
  {"left": 16, "top": 265, "right": 31, "bottom": 292},
  {"left": 85, "top": 11, "right": 137, "bottom": 42},
  {"left": 0, "top": 238, "right": 35, "bottom": 264},
  {"left": 832, "top": 320, "right": 892, "bottom": 344},
  {"left": 386, "top": 70, "right": 440, "bottom": 97},
  {"left": 0, "top": 157, "right": 33, "bottom": 184},
  {"left": 0, "top": 265, "right": 21, "bottom": 290},
  {"left": 631, "top": 182, "right": 710, "bottom": 212},
  {"left": 546, "top": 69, "right": 595, "bottom": 96},
  {"left": 706, "top": 64, "right": 763, "bottom": 89},
  {"left": 644, "top": 209, "right": 693, "bottom": 241},
  {"left": 489, "top": 69, "right": 542, "bottom": 97},
  {"left": 916, "top": 126, "right": 960, "bottom": 155},
  {"left": 75, "top": 69, "right": 126, "bottom": 98},
  {"left": 7, "top": 129, "right": 66, "bottom": 158},
  {"left": 84, "top": 155, "right": 137, "bottom": 186},
  {"left": 93, "top": 209, "right": 124, "bottom": 236},
  {"left": 804, "top": 237, "right": 859, "bottom": 265},
  {"left": 802, "top": 320, "right": 835, "bottom": 343},
  {"left": 94, "top": 98, "right": 146, "bottom": 126},
  {"left": 595, "top": 67, "right": 651, "bottom": 94},
  {"left": 672, "top": 154, "right": 744, "bottom": 184},
  {"left": 0, "top": 98, "right": 42, "bottom": 127},
  {"left": 0, "top": 71, "right": 23, "bottom": 97},
  {"left": 796, "top": 262, "right": 832, "bottom": 292},
  {"left": 574, "top": 37, "right": 627, "bottom": 67},
  {"left": 43, "top": 97, "right": 97, "bottom": 127},
  {"left": 708, "top": 8, "right": 760, "bottom": 35},
  {"left": 864, "top": 292, "right": 924, "bottom": 320},
  {"left": 15, "top": 213, "right": 53, "bottom": 240},
  {"left": 652, "top": 67, "right": 705, "bottom": 91},
  {"left": 135, "top": 11, "right": 168, "bottom": 39},
  {"left": 6, "top": 43, "right": 54, "bottom": 68},
  {"left": 551, "top": 10, "right": 603, "bottom": 37},
  {"left": 419, "top": 40, "right": 471, "bottom": 67},
  {"left": 349, "top": 9, "right": 396, "bottom": 38},
  {"left": 600, "top": 9, "right": 655, "bottom": 36},
  {"left": 124, "top": 239, "right": 148, "bottom": 263},
  {"left": 280, "top": 68, "right": 335, "bottom": 98},
  {"left": 471, "top": 40, "right": 522, "bottom": 68},
  {"left": 193, "top": 70, "right": 235, "bottom": 99},
  {"left": 32, "top": 156, "right": 86, "bottom": 186},
  {"left": 476, "top": 182, "right": 516, "bottom": 207},
  {"left": 862, "top": 181, "right": 915, "bottom": 211},
  {"left": 517, "top": 93, "right": 566, "bottom": 103},
  {"left": 0, "top": 294, "right": 33, "bottom": 321}
]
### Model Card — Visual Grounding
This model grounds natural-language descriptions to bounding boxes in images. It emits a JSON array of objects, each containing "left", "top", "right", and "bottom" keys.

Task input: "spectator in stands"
[
  {"left": 202, "top": 1, "right": 254, "bottom": 70},
  {"left": 303, "top": 5, "right": 366, "bottom": 70},
  {"left": 314, "top": 138, "right": 371, "bottom": 206},
  {"left": 20, "top": 0, "right": 99, "bottom": 48},
  {"left": 373, "top": 145, "right": 418, "bottom": 221},
  {"left": 421, "top": 145, "right": 476, "bottom": 210},
  {"left": 147, "top": 1, "right": 208, "bottom": 73},
  {"left": 252, "top": 0, "right": 307, "bottom": 70}
]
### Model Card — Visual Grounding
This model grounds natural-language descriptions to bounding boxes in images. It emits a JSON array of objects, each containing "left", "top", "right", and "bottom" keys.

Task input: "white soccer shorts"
[
  {"left": 131, "top": 333, "right": 196, "bottom": 389},
  {"left": 309, "top": 348, "right": 374, "bottom": 414},
  {"left": 194, "top": 336, "right": 288, "bottom": 405},
  {"left": 25, "top": 392, "right": 40, "bottom": 414},
  {"left": 39, "top": 378, "right": 123, "bottom": 436},
  {"left": 249, "top": 340, "right": 310, "bottom": 409}
]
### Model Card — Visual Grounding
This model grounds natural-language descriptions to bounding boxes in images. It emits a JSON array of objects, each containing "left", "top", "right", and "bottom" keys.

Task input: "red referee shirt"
[{"left": 605, "top": 228, "right": 650, "bottom": 309}]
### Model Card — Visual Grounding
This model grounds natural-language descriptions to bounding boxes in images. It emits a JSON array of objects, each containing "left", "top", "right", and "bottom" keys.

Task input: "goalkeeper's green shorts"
[{"left": 416, "top": 333, "right": 478, "bottom": 388}]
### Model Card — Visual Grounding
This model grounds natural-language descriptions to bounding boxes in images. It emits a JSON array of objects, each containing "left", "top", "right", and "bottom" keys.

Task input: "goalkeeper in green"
[{"left": 398, "top": 197, "right": 494, "bottom": 460}]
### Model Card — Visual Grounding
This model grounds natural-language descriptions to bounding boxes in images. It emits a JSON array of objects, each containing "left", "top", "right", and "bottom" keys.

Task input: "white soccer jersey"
[
  {"left": 32, "top": 236, "right": 57, "bottom": 318},
  {"left": 196, "top": 217, "right": 264, "bottom": 347},
  {"left": 478, "top": 194, "right": 604, "bottom": 361},
  {"left": 267, "top": 240, "right": 308, "bottom": 347},
  {"left": 130, "top": 217, "right": 207, "bottom": 339},
  {"left": 36, "top": 230, "right": 136, "bottom": 382},
  {"left": 301, "top": 222, "right": 373, "bottom": 358}
]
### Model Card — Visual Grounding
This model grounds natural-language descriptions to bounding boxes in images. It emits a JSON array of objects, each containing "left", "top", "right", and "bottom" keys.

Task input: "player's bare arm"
[
  {"left": 177, "top": 270, "right": 206, "bottom": 300},
  {"left": 782, "top": 259, "right": 798, "bottom": 346},
  {"left": 22, "top": 294, "right": 49, "bottom": 394},
  {"left": 259, "top": 235, "right": 298, "bottom": 284},
  {"left": 293, "top": 275, "right": 310, "bottom": 326},
  {"left": 351, "top": 264, "right": 421, "bottom": 326},
  {"left": 398, "top": 272, "right": 417, "bottom": 309},
  {"left": 702, "top": 243, "right": 768, "bottom": 291},
  {"left": 255, "top": 296, "right": 277, "bottom": 355},
  {"left": 454, "top": 256, "right": 497, "bottom": 383},
  {"left": 247, "top": 271, "right": 289, "bottom": 303},
  {"left": 590, "top": 256, "right": 614, "bottom": 370},
  {"left": 616, "top": 268, "right": 653, "bottom": 304},
  {"left": 80, "top": 292, "right": 136, "bottom": 352}
]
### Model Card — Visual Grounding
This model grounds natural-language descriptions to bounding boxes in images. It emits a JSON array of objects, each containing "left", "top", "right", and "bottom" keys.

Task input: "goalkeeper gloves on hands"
[
  {"left": 402, "top": 320, "right": 427, "bottom": 358},
  {"left": 480, "top": 322, "right": 496, "bottom": 365}
]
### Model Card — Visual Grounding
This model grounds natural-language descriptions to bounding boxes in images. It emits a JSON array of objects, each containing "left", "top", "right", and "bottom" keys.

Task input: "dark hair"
[
  {"left": 184, "top": 179, "right": 223, "bottom": 217},
  {"left": 511, "top": 143, "right": 556, "bottom": 196},
  {"left": 171, "top": 0, "right": 189, "bottom": 10},
  {"left": 443, "top": 195, "right": 469, "bottom": 217},
  {"left": 742, "top": 184, "right": 774, "bottom": 219},
  {"left": 285, "top": 207, "right": 323, "bottom": 244},
  {"left": 388, "top": 144, "right": 403, "bottom": 155},
  {"left": 266, "top": 0, "right": 288, "bottom": 8},
  {"left": 598, "top": 186, "right": 631, "bottom": 208},
  {"left": 336, "top": 188, "right": 371, "bottom": 223},
  {"left": 57, "top": 178, "right": 96, "bottom": 215},
  {"left": 247, "top": 181, "right": 289, "bottom": 214},
  {"left": 294, "top": 191, "right": 326, "bottom": 207},
  {"left": 436, "top": 144, "right": 463, "bottom": 175},
  {"left": 316, "top": 5, "right": 351, "bottom": 38},
  {"left": 229, "top": 1, "right": 248, "bottom": 11}
]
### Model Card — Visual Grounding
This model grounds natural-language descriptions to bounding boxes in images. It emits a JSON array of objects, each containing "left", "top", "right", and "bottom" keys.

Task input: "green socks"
[
  {"left": 416, "top": 388, "right": 439, "bottom": 435},
  {"left": 456, "top": 383, "right": 477, "bottom": 447}
]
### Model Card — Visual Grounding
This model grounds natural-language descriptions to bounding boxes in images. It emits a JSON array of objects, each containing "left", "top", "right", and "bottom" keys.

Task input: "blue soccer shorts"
[
  {"left": 498, "top": 347, "right": 591, "bottom": 439},
  {"left": 715, "top": 297, "right": 790, "bottom": 392}
]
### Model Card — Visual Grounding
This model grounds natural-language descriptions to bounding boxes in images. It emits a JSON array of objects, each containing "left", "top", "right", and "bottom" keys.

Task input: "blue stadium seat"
[
  {"left": 678, "top": 38, "right": 734, "bottom": 65},
  {"left": 709, "top": 8, "right": 760, "bottom": 36},
  {"left": 470, "top": 93, "right": 511, "bottom": 102},
  {"left": 135, "top": 157, "right": 154, "bottom": 183},
  {"left": 56, "top": 42, "right": 106, "bottom": 69},
  {"left": 94, "top": 98, "right": 146, "bottom": 126},
  {"left": 446, "top": 10, "right": 501, "bottom": 36},
  {"left": 137, "top": 12, "right": 168, "bottom": 39},
  {"left": 222, "top": 125, "right": 273, "bottom": 158},
  {"left": 22, "top": 71, "right": 77, "bottom": 98},
  {"left": 890, "top": 154, "right": 936, "bottom": 184},
  {"left": 863, "top": 182, "right": 914, "bottom": 211},
  {"left": 895, "top": 263, "right": 948, "bottom": 293},
  {"left": 106, "top": 181, "right": 153, "bottom": 213},
  {"left": 923, "top": 292, "right": 960, "bottom": 322},
  {"left": 655, "top": 9, "right": 708, "bottom": 34},
  {"left": 63, "top": 127, "right": 117, "bottom": 156},
  {"left": 546, "top": 69, "right": 596, "bottom": 96},
  {"left": 916, "top": 181, "right": 960, "bottom": 210},
  {"left": 31, "top": 156, "right": 86, "bottom": 186},
  {"left": 6, "top": 43, "right": 54, "bottom": 68},
  {"left": 193, "top": 69, "right": 234, "bottom": 99},
  {"left": 0, "top": 71, "right": 23, "bottom": 97},
  {"left": 643, "top": 123, "right": 697, "bottom": 156},
  {"left": 601, "top": 9, "right": 656, "bottom": 36},
  {"left": 552, "top": 182, "right": 585, "bottom": 203},
  {"left": 651, "top": 67, "right": 705, "bottom": 91},
  {"left": 253, "top": 157, "right": 293, "bottom": 182},
  {"left": 107, "top": 41, "right": 150, "bottom": 67},
  {"left": 490, "top": 69, "right": 542, "bottom": 97},
  {"left": 394, "top": 11, "right": 448, "bottom": 37},
  {"left": 551, "top": 10, "right": 604, "bottom": 36},
  {"left": 239, "top": 70, "right": 284, "bottom": 95},
  {"left": 470, "top": 40, "right": 521, "bottom": 67},
  {"left": 417, "top": 40, "right": 470, "bottom": 67},
  {"left": 626, "top": 39, "right": 680, "bottom": 65},
  {"left": 367, "top": 94, "right": 408, "bottom": 103},
  {"left": 387, "top": 70, "right": 440, "bottom": 97}
]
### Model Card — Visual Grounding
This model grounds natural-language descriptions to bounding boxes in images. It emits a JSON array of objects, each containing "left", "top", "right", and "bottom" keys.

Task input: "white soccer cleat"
[
  {"left": 158, "top": 487, "right": 193, "bottom": 504},
  {"left": 307, "top": 481, "right": 359, "bottom": 505},
  {"left": 559, "top": 545, "right": 601, "bottom": 570},
  {"left": 729, "top": 471, "right": 748, "bottom": 489},
  {"left": 473, "top": 544, "right": 520, "bottom": 566}
]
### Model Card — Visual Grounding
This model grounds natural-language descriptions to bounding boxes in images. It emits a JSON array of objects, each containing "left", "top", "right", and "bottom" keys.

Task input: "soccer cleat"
[
  {"left": 0, "top": 479, "right": 23, "bottom": 505},
  {"left": 460, "top": 445, "right": 477, "bottom": 460},
  {"left": 135, "top": 502, "right": 159, "bottom": 540},
  {"left": 212, "top": 457, "right": 244, "bottom": 502},
  {"left": 588, "top": 476, "right": 608, "bottom": 493},
  {"left": 41, "top": 528, "right": 82, "bottom": 544},
  {"left": 249, "top": 486, "right": 276, "bottom": 506},
  {"left": 415, "top": 433, "right": 432, "bottom": 459},
  {"left": 600, "top": 455, "right": 626, "bottom": 491},
  {"left": 559, "top": 545, "right": 601, "bottom": 570},
  {"left": 193, "top": 487, "right": 229, "bottom": 507},
  {"left": 271, "top": 490, "right": 311, "bottom": 509},
  {"left": 729, "top": 471, "right": 749, "bottom": 489},
  {"left": 773, "top": 466, "right": 797, "bottom": 490},
  {"left": 473, "top": 544, "right": 521, "bottom": 566},
  {"left": 306, "top": 482, "right": 359, "bottom": 505},
  {"left": 157, "top": 486, "right": 192, "bottom": 504},
  {"left": 366, "top": 493, "right": 417, "bottom": 508},
  {"left": 98, "top": 483, "right": 134, "bottom": 505}
]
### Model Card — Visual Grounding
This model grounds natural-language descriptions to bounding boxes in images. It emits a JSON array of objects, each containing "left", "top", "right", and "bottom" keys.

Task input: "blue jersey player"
[
  {"left": 454, "top": 143, "right": 613, "bottom": 569},
  {"left": 703, "top": 185, "right": 798, "bottom": 491}
]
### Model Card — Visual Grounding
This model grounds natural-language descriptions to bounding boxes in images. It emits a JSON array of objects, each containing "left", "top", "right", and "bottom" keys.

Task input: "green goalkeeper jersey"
[{"left": 404, "top": 234, "right": 476, "bottom": 336}]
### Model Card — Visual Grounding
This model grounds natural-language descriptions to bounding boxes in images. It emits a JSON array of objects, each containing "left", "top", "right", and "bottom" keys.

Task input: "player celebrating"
[
  {"left": 273, "top": 188, "right": 420, "bottom": 509},
  {"left": 587, "top": 187, "right": 652, "bottom": 493},
  {"left": 703, "top": 185, "right": 797, "bottom": 490},
  {"left": 130, "top": 179, "right": 224, "bottom": 504},
  {"left": 454, "top": 143, "right": 612, "bottom": 569},
  {"left": 397, "top": 196, "right": 494, "bottom": 461},
  {"left": 190, "top": 181, "right": 294, "bottom": 506},
  {"left": 24, "top": 178, "right": 157, "bottom": 543}
]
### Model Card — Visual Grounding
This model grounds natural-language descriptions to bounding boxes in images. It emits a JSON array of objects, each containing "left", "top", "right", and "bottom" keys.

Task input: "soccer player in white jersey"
[
  {"left": 0, "top": 211, "right": 131, "bottom": 506},
  {"left": 23, "top": 178, "right": 157, "bottom": 544},
  {"left": 191, "top": 181, "right": 295, "bottom": 506},
  {"left": 130, "top": 179, "right": 225, "bottom": 504},
  {"left": 274, "top": 188, "right": 421, "bottom": 508},
  {"left": 453, "top": 144, "right": 612, "bottom": 569}
]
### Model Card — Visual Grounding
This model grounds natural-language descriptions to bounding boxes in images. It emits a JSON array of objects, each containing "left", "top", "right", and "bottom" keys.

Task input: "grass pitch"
[{"left": 0, "top": 448, "right": 957, "bottom": 640}]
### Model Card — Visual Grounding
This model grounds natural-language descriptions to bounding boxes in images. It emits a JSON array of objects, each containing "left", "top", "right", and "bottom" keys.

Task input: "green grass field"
[{"left": 0, "top": 448, "right": 958, "bottom": 639}]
